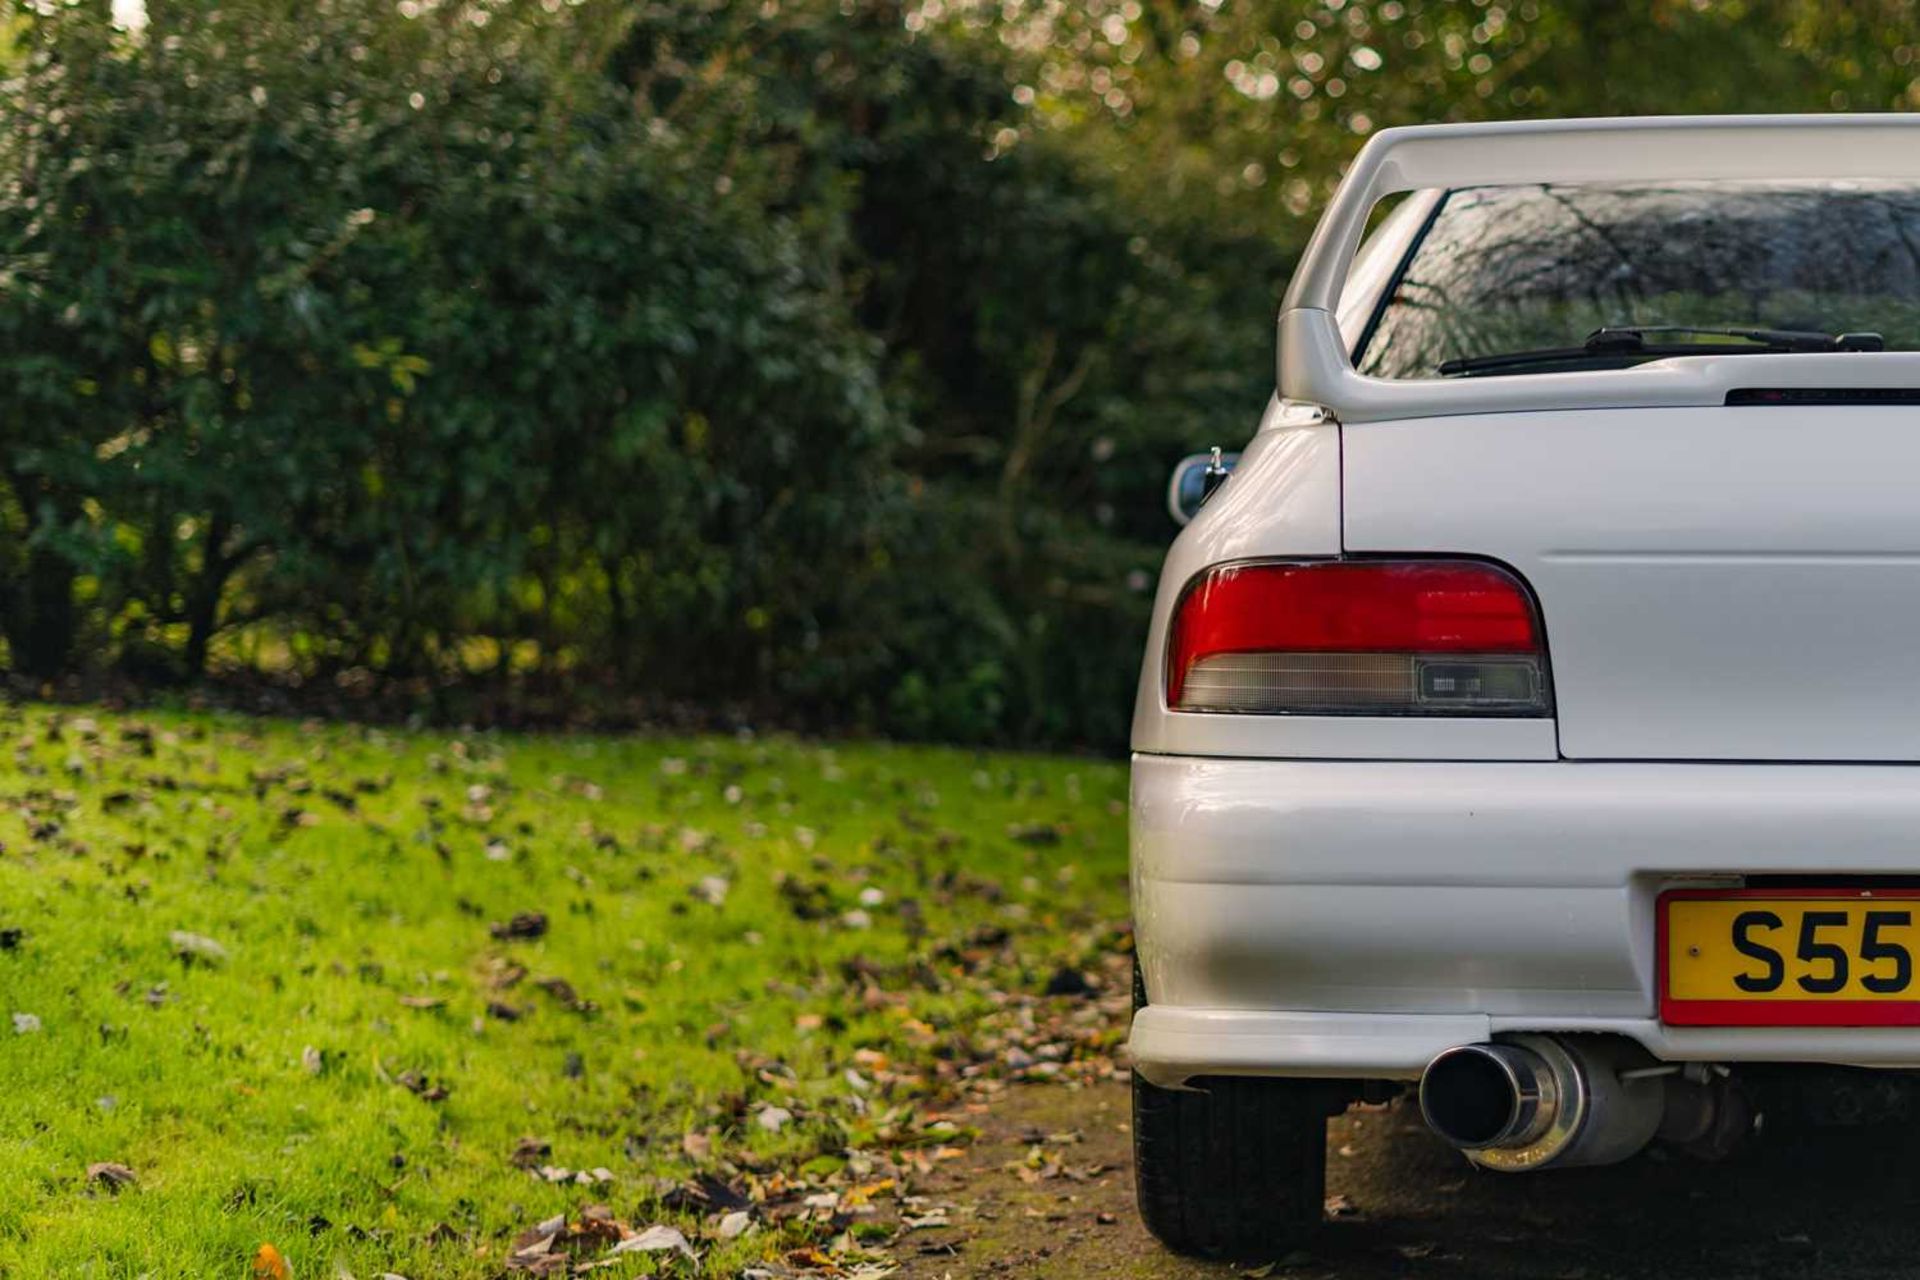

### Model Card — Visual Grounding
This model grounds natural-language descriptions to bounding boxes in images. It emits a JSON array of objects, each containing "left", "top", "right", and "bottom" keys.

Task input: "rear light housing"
[{"left": 1167, "top": 560, "right": 1551, "bottom": 716}]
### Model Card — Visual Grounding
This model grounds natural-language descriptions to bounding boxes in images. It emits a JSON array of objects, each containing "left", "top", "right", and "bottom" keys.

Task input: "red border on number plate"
[{"left": 1659, "top": 887, "right": 1920, "bottom": 1027}]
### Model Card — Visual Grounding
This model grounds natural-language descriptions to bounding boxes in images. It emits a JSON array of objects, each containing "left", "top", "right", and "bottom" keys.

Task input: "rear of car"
[{"left": 1129, "top": 115, "right": 1920, "bottom": 1259}]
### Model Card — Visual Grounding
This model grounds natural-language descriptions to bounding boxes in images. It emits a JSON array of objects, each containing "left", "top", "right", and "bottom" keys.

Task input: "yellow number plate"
[{"left": 1661, "top": 891, "right": 1920, "bottom": 1026}]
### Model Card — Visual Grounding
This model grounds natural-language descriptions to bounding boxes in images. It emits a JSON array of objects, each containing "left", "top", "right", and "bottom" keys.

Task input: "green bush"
[
  {"left": 9, "top": 0, "right": 1908, "bottom": 748},
  {"left": 0, "top": 0, "right": 907, "bottom": 717}
]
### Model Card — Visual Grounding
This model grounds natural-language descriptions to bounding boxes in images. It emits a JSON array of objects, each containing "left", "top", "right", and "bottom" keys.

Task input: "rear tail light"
[{"left": 1167, "top": 560, "right": 1551, "bottom": 716}]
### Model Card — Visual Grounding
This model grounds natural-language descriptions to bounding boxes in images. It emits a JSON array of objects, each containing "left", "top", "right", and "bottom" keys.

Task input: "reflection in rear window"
[{"left": 1356, "top": 181, "right": 1920, "bottom": 380}]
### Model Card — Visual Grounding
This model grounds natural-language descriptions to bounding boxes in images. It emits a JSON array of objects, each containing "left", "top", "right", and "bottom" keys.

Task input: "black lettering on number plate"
[
  {"left": 1797, "top": 911, "right": 1850, "bottom": 994},
  {"left": 1861, "top": 910, "right": 1914, "bottom": 994},
  {"left": 1731, "top": 910, "right": 1785, "bottom": 993}
]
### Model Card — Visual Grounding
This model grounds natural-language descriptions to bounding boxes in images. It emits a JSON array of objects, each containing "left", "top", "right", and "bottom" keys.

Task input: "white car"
[{"left": 1129, "top": 114, "right": 1920, "bottom": 1259}]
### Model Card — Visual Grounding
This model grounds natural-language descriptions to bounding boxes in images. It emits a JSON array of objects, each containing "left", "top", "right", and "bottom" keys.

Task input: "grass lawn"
[{"left": 0, "top": 703, "right": 1131, "bottom": 1278}]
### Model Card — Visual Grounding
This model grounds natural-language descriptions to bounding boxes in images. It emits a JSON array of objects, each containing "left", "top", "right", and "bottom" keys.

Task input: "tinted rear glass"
[{"left": 1356, "top": 181, "right": 1920, "bottom": 379}]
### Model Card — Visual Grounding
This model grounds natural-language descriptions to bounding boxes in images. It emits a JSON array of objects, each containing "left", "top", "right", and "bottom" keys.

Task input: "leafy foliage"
[{"left": 1, "top": 0, "right": 1914, "bottom": 745}]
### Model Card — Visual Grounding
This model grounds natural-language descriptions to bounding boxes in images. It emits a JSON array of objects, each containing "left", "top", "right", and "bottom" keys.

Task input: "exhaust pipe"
[
  {"left": 1419, "top": 1040, "right": 1567, "bottom": 1155},
  {"left": 1420, "top": 1034, "right": 1731, "bottom": 1172}
]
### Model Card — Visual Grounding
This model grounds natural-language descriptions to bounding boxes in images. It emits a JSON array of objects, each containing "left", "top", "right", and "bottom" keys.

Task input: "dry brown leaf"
[
  {"left": 85, "top": 1161, "right": 136, "bottom": 1192},
  {"left": 490, "top": 912, "right": 548, "bottom": 941},
  {"left": 252, "top": 1242, "right": 291, "bottom": 1280}
]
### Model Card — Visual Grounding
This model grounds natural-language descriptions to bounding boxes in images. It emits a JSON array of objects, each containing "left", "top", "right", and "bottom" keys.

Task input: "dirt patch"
[
  {"left": 890, "top": 1083, "right": 1217, "bottom": 1280},
  {"left": 893, "top": 1081, "right": 1920, "bottom": 1279}
]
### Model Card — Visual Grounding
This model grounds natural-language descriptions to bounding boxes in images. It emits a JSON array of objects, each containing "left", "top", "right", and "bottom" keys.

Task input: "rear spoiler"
[{"left": 1281, "top": 115, "right": 1920, "bottom": 422}]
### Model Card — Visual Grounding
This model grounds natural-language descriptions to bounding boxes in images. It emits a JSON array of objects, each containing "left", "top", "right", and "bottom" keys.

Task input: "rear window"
[{"left": 1356, "top": 181, "right": 1920, "bottom": 380}]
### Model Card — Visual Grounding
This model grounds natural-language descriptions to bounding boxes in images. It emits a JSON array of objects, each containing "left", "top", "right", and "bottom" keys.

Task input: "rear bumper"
[{"left": 1130, "top": 754, "right": 1920, "bottom": 1086}]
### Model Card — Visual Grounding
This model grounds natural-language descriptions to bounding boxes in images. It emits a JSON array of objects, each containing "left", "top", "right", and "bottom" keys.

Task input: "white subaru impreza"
[{"left": 1129, "top": 114, "right": 1920, "bottom": 1258}]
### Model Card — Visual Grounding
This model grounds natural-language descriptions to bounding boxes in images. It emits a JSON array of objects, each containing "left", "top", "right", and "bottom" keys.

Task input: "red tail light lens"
[{"left": 1167, "top": 560, "right": 1550, "bottom": 716}]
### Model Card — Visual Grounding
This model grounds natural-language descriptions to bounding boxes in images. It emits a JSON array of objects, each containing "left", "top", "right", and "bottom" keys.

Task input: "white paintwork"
[
  {"left": 1344, "top": 406, "right": 1920, "bottom": 760},
  {"left": 1131, "top": 1008, "right": 1492, "bottom": 1085},
  {"left": 1131, "top": 755, "right": 1920, "bottom": 1085},
  {"left": 1131, "top": 115, "right": 1920, "bottom": 1088},
  {"left": 1132, "top": 1008, "right": 1920, "bottom": 1087},
  {"left": 1277, "top": 115, "right": 1920, "bottom": 421},
  {"left": 1140, "top": 713, "right": 1556, "bottom": 761},
  {"left": 1130, "top": 397, "right": 1560, "bottom": 761}
]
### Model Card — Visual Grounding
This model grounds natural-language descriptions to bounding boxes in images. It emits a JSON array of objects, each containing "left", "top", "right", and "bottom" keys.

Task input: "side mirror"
[{"left": 1167, "top": 448, "right": 1240, "bottom": 526}]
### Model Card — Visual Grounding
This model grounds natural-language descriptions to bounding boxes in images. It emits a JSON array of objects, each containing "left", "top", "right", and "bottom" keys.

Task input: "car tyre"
[
  {"left": 1130, "top": 959, "right": 1330, "bottom": 1259},
  {"left": 1131, "top": 1071, "right": 1329, "bottom": 1259}
]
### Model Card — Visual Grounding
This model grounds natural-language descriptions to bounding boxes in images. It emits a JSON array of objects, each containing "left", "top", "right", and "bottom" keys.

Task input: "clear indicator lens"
[
  {"left": 1175, "top": 652, "right": 1548, "bottom": 716},
  {"left": 1415, "top": 658, "right": 1543, "bottom": 708}
]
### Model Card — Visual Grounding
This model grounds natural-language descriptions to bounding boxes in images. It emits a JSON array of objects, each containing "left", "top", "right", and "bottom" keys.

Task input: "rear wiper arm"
[
  {"left": 1437, "top": 325, "right": 1885, "bottom": 377},
  {"left": 1586, "top": 325, "right": 1885, "bottom": 353}
]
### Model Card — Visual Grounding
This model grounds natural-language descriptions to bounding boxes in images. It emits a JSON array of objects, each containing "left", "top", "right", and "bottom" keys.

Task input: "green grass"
[{"left": 0, "top": 703, "right": 1130, "bottom": 1277}]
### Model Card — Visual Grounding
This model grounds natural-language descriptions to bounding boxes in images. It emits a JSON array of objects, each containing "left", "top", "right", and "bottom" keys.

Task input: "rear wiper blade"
[
  {"left": 1437, "top": 325, "right": 1886, "bottom": 377},
  {"left": 1586, "top": 325, "right": 1885, "bottom": 353}
]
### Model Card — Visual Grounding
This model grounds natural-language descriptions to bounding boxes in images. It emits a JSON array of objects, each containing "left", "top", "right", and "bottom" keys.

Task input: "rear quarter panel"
[{"left": 1130, "top": 398, "right": 1557, "bottom": 760}]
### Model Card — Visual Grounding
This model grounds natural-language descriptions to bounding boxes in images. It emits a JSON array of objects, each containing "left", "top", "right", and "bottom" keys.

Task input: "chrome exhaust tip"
[
  {"left": 1419, "top": 1041, "right": 1560, "bottom": 1151},
  {"left": 1419, "top": 1034, "right": 1673, "bottom": 1172}
]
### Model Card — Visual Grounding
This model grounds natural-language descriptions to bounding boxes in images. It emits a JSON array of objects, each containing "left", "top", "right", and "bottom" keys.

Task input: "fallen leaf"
[
  {"left": 395, "top": 1071, "right": 450, "bottom": 1103},
  {"left": 608, "top": 1224, "right": 695, "bottom": 1259},
  {"left": 659, "top": 1173, "right": 750, "bottom": 1213},
  {"left": 1042, "top": 966, "right": 1094, "bottom": 998},
  {"left": 534, "top": 976, "right": 595, "bottom": 1013},
  {"left": 85, "top": 1162, "right": 136, "bottom": 1192},
  {"left": 489, "top": 912, "right": 548, "bottom": 942},
  {"left": 252, "top": 1242, "right": 291, "bottom": 1280},
  {"left": 170, "top": 930, "right": 229, "bottom": 965}
]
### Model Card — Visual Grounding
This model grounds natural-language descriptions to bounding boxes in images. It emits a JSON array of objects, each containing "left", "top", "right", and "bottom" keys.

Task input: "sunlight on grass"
[{"left": 0, "top": 705, "right": 1129, "bottom": 1277}]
